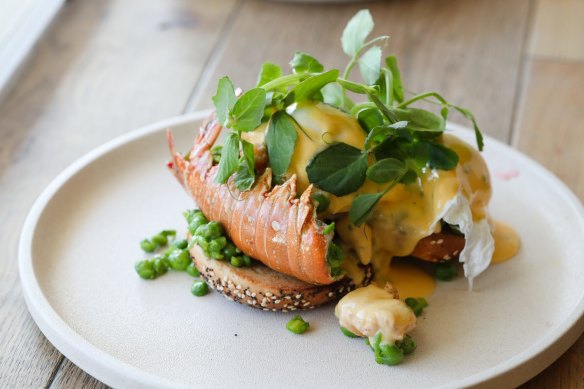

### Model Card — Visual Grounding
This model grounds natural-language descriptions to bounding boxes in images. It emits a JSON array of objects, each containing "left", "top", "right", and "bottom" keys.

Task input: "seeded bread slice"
[
  {"left": 189, "top": 243, "right": 373, "bottom": 312},
  {"left": 410, "top": 232, "right": 465, "bottom": 262}
]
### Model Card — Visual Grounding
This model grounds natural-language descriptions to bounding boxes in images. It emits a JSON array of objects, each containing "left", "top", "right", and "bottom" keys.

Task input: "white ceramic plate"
[{"left": 19, "top": 112, "right": 584, "bottom": 388}]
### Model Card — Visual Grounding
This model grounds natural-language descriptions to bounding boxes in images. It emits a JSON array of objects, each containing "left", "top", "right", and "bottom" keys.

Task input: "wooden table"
[{"left": 1, "top": 1, "right": 582, "bottom": 387}]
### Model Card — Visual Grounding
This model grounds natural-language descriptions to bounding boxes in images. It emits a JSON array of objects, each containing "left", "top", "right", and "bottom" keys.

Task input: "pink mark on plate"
[{"left": 494, "top": 170, "right": 520, "bottom": 181}]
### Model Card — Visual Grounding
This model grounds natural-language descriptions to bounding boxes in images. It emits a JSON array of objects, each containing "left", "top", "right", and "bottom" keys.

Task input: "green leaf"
[
  {"left": 349, "top": 192, "right": 384, "bottom": 226},
  {"left": 230, "top": 88, "right": 267, "bottom": 132},
  {"left": 311, "top": 192, "right": 330, "bottom": 213},
  {"left": 265, "top": 111, "right": 298, "bottom": 177},
  {"left": 414, "top": 141, "right": 459, "bottom": 170},
  {"left": 290, "top": 51, "right": 324, "bottom": 74},
  {"left": 369, "top": 93, "right": 398, "bottom": 123},
  {"left": 385, "top": 56, "right": 403, "bottom": 102},
  {"left": 215, "top": 133, "right": 240, "bottom": 184},
  {"left": 234, "top": 165, "right": 255, "bottom": 191},
  {"left": 322, "top": 83, "right": 354, "bottom": 111},
  {"left": 357, "top": 107, "right": 384, "bottom": 133},
  {"left": 212, "top": 76, "right": 236, "bottom": 126},
  {"left": 364, "top": 121, "right": 408, "bottom": 150},
  {"left": 390, "top": 107, "right": 445, "bottom": 132},
  {"left": 285, "top": 69, "right": 339, "bottom": 105},
  {"left": 453, "top": 106, "right": 484, "bottom": 151},
  {"left": 306, "top": 143, "right": 368, "bottom": 196},
  {"left": 256, "top": 62, "right": 283, "bottom": 88},
  {"left": 341, "top": 9, "right": 374, "bottom": 57},
  {"left": 359, "top": 46, "right": 382, "bottom": 85},
  {"left": 366, "top": 158, "right": 406, "bottom": 183},
  {"left": 234, "top": 139, "right": 256, "bottom": 191}
]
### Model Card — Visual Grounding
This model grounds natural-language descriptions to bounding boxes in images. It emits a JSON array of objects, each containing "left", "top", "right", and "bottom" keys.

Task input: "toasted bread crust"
[
  {"left": 189, "top": 243, "right": 373, "bottom": 312},
  {"left": 410, "top": 232, "right": 465, "bottom": 262}
]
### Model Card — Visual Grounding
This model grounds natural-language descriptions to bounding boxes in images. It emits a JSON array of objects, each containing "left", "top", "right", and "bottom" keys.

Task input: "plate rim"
[{"left": 18, "top": 111, "right": 584, "bottom": 388}]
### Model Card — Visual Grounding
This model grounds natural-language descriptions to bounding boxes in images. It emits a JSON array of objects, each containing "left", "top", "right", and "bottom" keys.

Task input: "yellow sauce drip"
[
  {"left": 491, "top": 221, "right": 520, "bottom": 264},
  {"left": 373, "top": 259, "right": 436, "bottom": 298}
]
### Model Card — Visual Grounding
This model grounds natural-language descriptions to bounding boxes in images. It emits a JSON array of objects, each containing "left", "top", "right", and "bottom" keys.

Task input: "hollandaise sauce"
[{"left": 491, "top": 221, "right": 520, "bottom": 264}]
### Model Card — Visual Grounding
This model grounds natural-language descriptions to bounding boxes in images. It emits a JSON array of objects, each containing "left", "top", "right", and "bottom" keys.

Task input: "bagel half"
[{"left": 189, "top": 243, "right": 373, "bottom": 312}]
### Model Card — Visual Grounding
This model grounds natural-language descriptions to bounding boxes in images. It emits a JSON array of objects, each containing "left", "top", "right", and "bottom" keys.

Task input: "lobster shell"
[{"left": 168, "top": 114, "right": 335, "bottom": 285}]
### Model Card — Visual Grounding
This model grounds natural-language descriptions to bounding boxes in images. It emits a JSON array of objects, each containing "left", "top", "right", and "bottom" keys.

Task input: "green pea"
[
  {"left": 152, "top": 256, "right": 169, "bottom": 276},
  {"left": 242, "top": 255, "right": 252, "bottom": 267},
  {"left": 340, "top": 326, "right": 359, "bottom": 338},
  {"left": 151, "top": 234, "right": 168, "bottom": 246},
  {"left": 135, "top": 260, "right": 155, "bottom": 279},
  {"left": 186, "top": 262, "right": 200, "bottom": 277},
  {"left": 191, "top": 281, "right": 209, "bottom": 296},
  {"left": 206, "top": 221, "right": 224, "bottom": 239},
  {"left": 140, "top": 239, "right": 157, "bottom": 253},
  {"left": 397, "top": 335, "right": 416, "bottom": 355},
  {"left": 169, "top": 249, "right": 191, "bottom": 271},
  {"left": 435, "top": 262, "right": 457, "bottom": 281},
  {"left": 189, "top": 216, "right": 208, "bottom": 235},
  {"left": 174, "top": 239, "right": 188, "bottom": 250},
  {"left": 161, "top": 229, "right": 176, "bottom": 237},
  {"left": 286, "top": 315, "right": 309, "bottom": 334},
  {"left": 230, "top": 256, "right": 243, "bottom": 267},
  {"left": 222, "top": 241, "right": 238, "bottom": 258},
  {"left": 375, "top": 343, "right": 404, "bottom": 366},
  {"left": 405, "top": 297, "right": 418, "bottom": 309},
  {"left": 405, "top": 297, "right": 428, "bottom": 317}
]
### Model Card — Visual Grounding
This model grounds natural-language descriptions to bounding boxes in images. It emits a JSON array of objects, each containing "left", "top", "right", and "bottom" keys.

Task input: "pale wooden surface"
[{"left": 0, "top": 0, "right": 582, "bottom": 387}]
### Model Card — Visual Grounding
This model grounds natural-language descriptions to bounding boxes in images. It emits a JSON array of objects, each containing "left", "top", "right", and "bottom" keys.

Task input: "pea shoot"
[
  {"left": 286, "top": 315, "right": 310, "bottom": 334},
  {"left": 210, "top": 9, "right": 484, "bottom": 227}
]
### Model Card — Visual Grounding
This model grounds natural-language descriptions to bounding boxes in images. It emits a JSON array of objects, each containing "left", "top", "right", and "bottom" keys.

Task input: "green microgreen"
[
  {"left": 265, "top": 111, "right": 298, "bottom": 177},
  {"left": 210, "top": 8, "right": 485, "bottom": 231}
]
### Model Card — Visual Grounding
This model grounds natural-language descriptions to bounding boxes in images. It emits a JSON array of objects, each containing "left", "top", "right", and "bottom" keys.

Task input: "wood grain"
[
  {"left": 530, "top": 0, "right": 584, "bottom": 61},
  {"left": 49, "top": 359, "right": 109, "bottom": 389},
  {"left": 513, "top": 59, "right": 584, "bottom": 200},
  {"left": 0, "top": 0, "right": 235, "bottom": 387},
  {"left": 189, "top": 0, "right": 531, "bottom": 142},
  {"left": 514, "top": 59, "right": 584, "bottom": 389}
]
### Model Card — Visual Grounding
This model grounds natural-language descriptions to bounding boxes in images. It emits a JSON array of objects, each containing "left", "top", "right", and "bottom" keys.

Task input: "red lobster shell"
[{"left": 168, "top": 114, "right": 335, "bottom": 285}]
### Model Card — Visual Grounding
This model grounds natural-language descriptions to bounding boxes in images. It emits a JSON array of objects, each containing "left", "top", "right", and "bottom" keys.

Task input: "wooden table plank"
[
  {"left": 530, "top": 0, "right": 584, "bottom": 61},
  {"left": 0, "top": 0, "right": 235, "bottom": 387},
  {"left": 513, "top": 58, "right": 584, "bottom": 389},
  {"left": 513, "top": 60, "right": 584, "bottom": 199},
  {"left": 189, "top": 0, "right": 531, "bottom": 143},
  {"left": 49, "top": 359, "right": 109, "bottom": 389}
]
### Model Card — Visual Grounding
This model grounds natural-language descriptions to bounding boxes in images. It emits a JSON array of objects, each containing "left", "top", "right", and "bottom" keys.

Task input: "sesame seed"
[
  {"left": 265, "top": 292, "right": 273, "bottom": 297},
  {"left": 453, "top": 250, "right": 459, "bottom": 256},
  {"left": 328, "top": 292, "right": 334, "bottom": 297},
  {"left": 275, "top": 299, "right": 281, "bottom": 304},
  {"left": 295, "top": 294, "right": 302, "bottom": 299},
  {"left": 303, "top": 302, "right": 310, "bottom": 307},
  {"left": 236, "top": 285, "right": 242, "bottom": 290},
  {"left": 217, "top": 286, "right": 224, "bottom": 291},
  {"left": 247, "top": 300, "right": 253, "bottom": 305},
  {"left": 443, "top": 254, "right": 451, "bottom": 260},
  {"left": 282, "top": 309, "right": 288, "bottom": 313},
  {"left": 437, "top": 239, "right": 444, "bottom": 244},
  {"left": 430, "top": 240, "right": 437, "bottom": 245}
]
